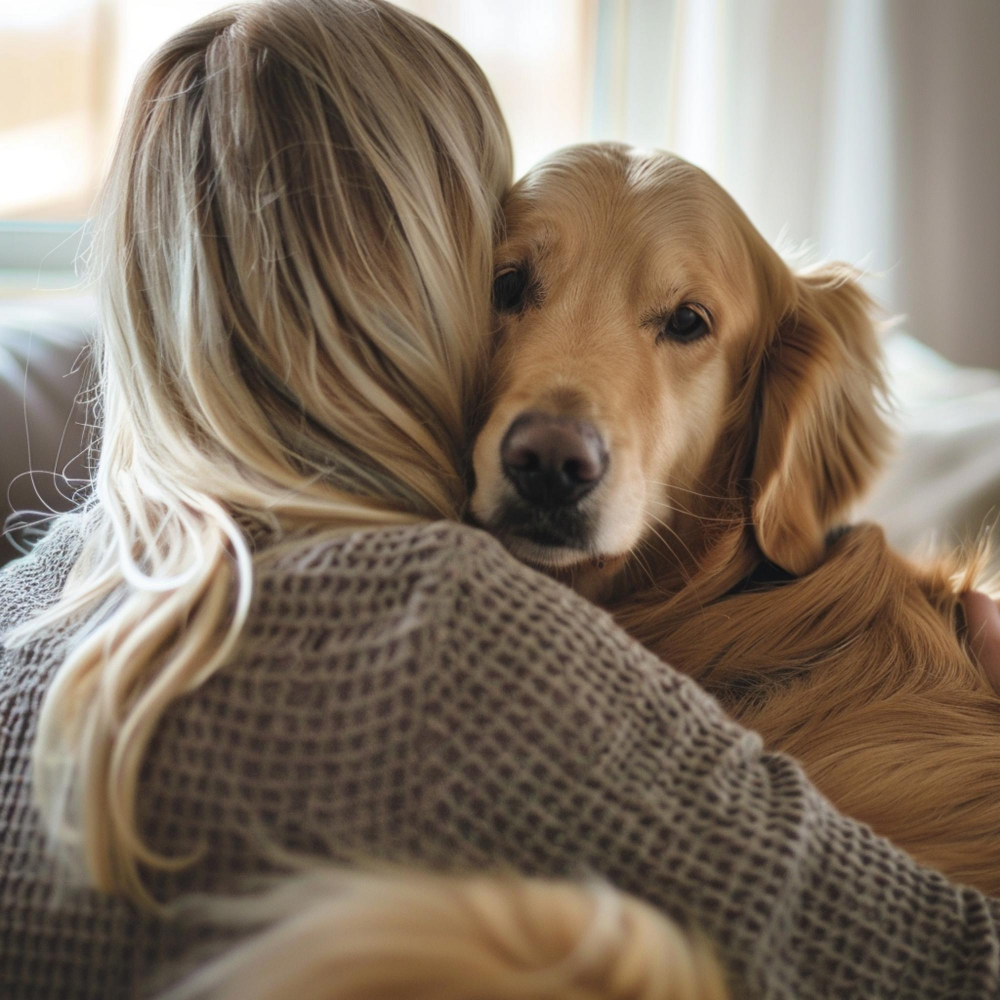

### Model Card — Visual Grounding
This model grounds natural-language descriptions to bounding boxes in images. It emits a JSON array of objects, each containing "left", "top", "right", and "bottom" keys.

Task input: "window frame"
[{"left": 0, "top": 221, "right": 91, "bottom": 293}]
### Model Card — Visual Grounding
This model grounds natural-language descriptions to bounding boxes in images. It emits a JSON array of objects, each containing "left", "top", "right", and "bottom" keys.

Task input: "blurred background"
[
  {"left": 2, "top": 0, "right": 998, "bottom": 365},
  {"left": 1, "top": 0, "right": 999, "bottom": 563}
]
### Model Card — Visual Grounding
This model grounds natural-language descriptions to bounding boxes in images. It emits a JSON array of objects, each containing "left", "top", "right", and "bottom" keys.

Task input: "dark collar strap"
[{"left": 724, "top": 525, "right": 855, "bottom": 598}]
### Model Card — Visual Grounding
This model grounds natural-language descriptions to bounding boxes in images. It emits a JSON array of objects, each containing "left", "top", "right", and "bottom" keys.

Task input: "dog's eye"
[
  {"left": 492, "top": 267, "right": 530, "bottom": 312},
  {"left": 660, "top": 306, "right": 710, "bottom": 343}
]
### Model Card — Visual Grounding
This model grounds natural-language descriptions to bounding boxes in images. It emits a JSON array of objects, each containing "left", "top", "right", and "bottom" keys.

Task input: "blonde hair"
[
  {"left": 164, "top": 870, "right": 729, "bottom": 1000},
  {"left": 15, "top": 0, "right": 511, "bottom": 903}
]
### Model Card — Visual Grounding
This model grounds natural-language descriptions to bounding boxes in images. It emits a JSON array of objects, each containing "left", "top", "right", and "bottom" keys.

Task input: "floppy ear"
[{"left": 751, "top": 264, "right": 891, "bottom": 576}]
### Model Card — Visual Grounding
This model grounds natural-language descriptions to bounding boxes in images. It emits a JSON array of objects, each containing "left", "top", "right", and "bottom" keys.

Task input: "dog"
[{"left": 471, "top": 143, "right": 1000, "bottom": 894}]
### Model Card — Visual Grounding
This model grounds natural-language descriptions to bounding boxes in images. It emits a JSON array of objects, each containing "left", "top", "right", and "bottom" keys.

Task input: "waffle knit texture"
[{"left": 2, "top": 513, "right": 1000, "bottom": 999}]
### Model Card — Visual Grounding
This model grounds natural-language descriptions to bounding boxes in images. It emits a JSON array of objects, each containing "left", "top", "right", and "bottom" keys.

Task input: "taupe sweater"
[{"left": 1, "top": 513, "right": 999, "bottom": 999}]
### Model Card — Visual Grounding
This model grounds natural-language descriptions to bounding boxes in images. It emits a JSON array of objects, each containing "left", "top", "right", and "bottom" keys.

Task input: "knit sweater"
[{"left": 1, "top": 513, "right": 999, "bottom": 1000}]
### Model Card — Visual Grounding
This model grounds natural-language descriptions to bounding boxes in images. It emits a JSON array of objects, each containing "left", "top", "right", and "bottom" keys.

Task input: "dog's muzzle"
[{"left": 491, "top": 412, "right": 608, "bottom": 551}]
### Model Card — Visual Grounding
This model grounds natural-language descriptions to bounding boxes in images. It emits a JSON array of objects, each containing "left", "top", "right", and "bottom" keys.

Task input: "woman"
[{"left": 0, "top": 1, "right": 997, "bottom": 997}]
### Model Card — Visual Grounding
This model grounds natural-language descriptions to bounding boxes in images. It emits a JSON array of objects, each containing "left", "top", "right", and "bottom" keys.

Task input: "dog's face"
[
  {"left": 471, "top": 144, "right": 888, "bottom": 583},
  {"left": 471, "top": 146, "right": 765, "bottom": 573}
]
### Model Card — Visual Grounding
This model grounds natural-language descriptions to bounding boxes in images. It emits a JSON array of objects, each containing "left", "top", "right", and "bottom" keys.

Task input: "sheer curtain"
[{"left": 590, "top": 0, "right": 1000, "bottom": 368}]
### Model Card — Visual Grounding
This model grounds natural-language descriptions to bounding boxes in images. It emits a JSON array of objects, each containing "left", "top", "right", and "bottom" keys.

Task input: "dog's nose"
[{"left": 500, "top": 412, "right": 607, "bottom": 507}]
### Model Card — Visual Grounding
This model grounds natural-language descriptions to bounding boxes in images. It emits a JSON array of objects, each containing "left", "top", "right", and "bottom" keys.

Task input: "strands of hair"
[
  {"left": 161, "top": 870, "right": 730, "bottom": 1000},
  {"left": 10, "top": 0, "right": 512, "bottom": 905}
]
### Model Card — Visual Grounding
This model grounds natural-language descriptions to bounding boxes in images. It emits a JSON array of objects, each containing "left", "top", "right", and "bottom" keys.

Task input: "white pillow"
[{"left": 859, "top": 332, "right": 1000, "bottom": 552}]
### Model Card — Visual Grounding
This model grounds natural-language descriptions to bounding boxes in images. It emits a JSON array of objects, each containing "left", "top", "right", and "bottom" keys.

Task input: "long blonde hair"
[
  {"left": 14, "top": 0, "right": 511, "bottom": 903},
  {"left": 164, "top": 870, "right": 729, "bottom": 1000}
]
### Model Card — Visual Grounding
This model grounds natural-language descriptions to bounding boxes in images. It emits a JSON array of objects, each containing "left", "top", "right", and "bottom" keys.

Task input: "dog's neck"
[
  {"left": 552, "top": 486, "right": 759, "bottom": 608},
  {"left": 546, "top": 553, "right": 633, "bottom": 603},
  {"left": 610, "top": 449, "right": 762, "bottom": 607}
]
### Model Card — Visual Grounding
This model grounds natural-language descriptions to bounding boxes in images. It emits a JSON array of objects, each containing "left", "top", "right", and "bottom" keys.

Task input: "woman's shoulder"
[
  {"left": 139, "top": 519, "right": 634, "bottom": 897},
  {"left": 231, "top": 517, "right": 677, "bottom": 744},
  {"left": 257, "top": 519, "right": 502, "bottom": 578},
  {"left": 252, "top": 519, "right": 559, "bottom": 620},
  {"left": 141, "top": 517, "right": 693, "bottom": 889},
  {"left": 257, "top": 519, "right": 513, "bottom": 579},
  {"left": 242, "top": 521, "right": 509, "bottom": 671},
  {"left": 249, "top": 520, "right": 630, "bottom": 659}
]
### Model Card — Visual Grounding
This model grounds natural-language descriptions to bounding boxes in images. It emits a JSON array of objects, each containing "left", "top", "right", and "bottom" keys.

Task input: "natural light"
[{"left": 0, "top": 0, "right": 595, "bottom": 221}]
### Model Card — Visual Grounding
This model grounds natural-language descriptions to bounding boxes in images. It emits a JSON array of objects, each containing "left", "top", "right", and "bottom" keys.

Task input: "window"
[
  {"left": 0, "top": 0, "right": 598, "bottom": 294},
  {"left": 0, "top": 0, "right": 597, "bottom": 223}
]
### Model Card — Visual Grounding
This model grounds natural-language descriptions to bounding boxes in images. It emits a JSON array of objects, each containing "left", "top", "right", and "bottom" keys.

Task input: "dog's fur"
[{"left": 472, "top": 143, "right": 1000, "bottom": 894}]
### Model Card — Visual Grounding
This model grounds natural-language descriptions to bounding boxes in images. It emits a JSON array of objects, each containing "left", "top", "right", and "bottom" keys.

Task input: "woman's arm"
[
  {"left": 412, "top": 527, "right": 1000, "bottom": 1000},
  {"left": 101, "top": 520, "right": 998, "bottom": 999}
]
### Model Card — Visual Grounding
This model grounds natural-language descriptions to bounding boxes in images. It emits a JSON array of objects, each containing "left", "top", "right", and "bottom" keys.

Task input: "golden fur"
[{"left": 472, "top": 143, "right": 1000, "bottom": 894}]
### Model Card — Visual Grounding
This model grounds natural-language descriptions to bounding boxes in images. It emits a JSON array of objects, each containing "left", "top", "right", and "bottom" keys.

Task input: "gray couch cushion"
[
  {"left": 0, "top": 297, "right": 93, "bottom": 565},
  {"left": 861, "top": 332, "right": 1000, "bottom": 554}
]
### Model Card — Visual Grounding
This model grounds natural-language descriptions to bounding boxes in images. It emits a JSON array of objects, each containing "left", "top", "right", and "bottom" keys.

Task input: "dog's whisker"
[
  {"left": 628, "top": 546, "right": 661, "bottom": 592},
  {"left": 640, "top": 516, "right": 712, "bottom": 616},
  {"left": 644, "top": 527, "right": 690, "bottom": 589},
  {"left": 646, "top": 481, "right": 743, "bottom": 503},
  {"left": 646, "top": 490, "right": 746, "bottom": 524},
  {"left": 643, "top": 513, "right": 698, "bottom": 590},
  {"left": 646, "top": 498, "right": 749, "bottom": 526}
]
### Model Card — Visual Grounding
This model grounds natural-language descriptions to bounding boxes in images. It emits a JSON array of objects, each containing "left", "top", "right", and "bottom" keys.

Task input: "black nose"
[{"left": 500, "top": 413, "right": 608, "bottom": 507}]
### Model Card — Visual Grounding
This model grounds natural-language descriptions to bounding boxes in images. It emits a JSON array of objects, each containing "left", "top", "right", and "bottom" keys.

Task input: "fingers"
[{"left": 962, "top": 589, "right": 1000, "bottom": 696}]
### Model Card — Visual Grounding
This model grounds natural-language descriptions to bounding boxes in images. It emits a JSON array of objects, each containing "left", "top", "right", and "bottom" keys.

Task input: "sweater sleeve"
[{"left": 413, "top": 527, "right": 1000, "bottom": 1000}]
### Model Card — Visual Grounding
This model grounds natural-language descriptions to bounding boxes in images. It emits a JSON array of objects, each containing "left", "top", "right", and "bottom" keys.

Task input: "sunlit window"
[
  {"left": 0, "top": 1, "right": 107, "bottom": 220},
  {"left": 0, "top": 0, "right": 596, "bottom": 222}
]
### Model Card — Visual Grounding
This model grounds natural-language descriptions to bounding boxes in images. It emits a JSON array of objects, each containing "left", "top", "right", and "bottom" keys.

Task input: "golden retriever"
[{"left": 471, "top": 143, "right": 1000, "bottom": 895}]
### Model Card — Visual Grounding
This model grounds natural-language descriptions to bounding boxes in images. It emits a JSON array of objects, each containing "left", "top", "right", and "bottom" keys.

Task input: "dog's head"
[{"left": 471, "top": 144, "right": 889, "bottom": 585}]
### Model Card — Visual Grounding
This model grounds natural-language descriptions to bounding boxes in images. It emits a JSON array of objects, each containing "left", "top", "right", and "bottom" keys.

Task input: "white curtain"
[{"left": 590, "top": 0, "right": 1000, "bottom": 369}]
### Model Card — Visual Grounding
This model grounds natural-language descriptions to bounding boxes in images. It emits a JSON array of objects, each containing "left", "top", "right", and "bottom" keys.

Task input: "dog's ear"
[{"left": 751, "top": 265, "right": 890, "bottom": 576}]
